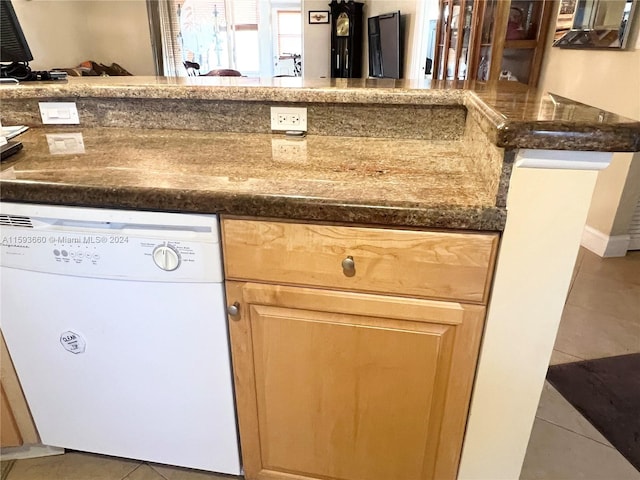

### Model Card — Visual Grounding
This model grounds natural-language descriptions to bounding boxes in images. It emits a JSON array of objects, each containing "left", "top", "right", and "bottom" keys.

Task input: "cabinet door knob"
[
  {"left": 227, "top": 302, "right": 240, "bottom": 317},
  {"left": 341, "top": 256, "right": 356, "bottom": 277}
]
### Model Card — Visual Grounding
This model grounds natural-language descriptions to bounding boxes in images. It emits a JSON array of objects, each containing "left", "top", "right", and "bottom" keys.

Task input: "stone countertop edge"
[
  {"left": 463, "top": 92, "right": 640, "bottom": 152},
  {"left": 0, "top": 182, "right": 507, "bottom": 232},
  {"left": 2, "top": 78, "right": 639, "bottom": 152}
]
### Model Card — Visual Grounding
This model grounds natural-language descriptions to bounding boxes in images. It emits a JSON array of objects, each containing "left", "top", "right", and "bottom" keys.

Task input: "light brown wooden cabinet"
[
  {"left": 0, "top": 332, "right": 39, "bottom": 448},
  {"left": 222, "top": 218, "right": 498, "bottom": 480},
  {"left": 1, "top": 383, "right": 23, "bottom": 448}
]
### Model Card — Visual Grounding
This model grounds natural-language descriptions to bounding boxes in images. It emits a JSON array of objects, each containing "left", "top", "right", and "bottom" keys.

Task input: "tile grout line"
[
  {"left": 561, "top": 300, "right": 640, "bottom": 328},
  {"left": 0, "top": 460, "right": 16, "bottom": 480},
  {"left": 120, "top": 462, "right": 145, "bottom": 480},
  {"left": 556, "top": 303, "right": 640, "bottom": 332},
  {"left": 551, "top": 348, "right": 585, "bottom": 362},
  {"left": 535, "top": 417, "right": 616, "bottom": 450},
  {"left": 566, "top": 251, "right": 584, "bottom": 298},
  {"left": 147, "top": 463, "right": 172, "bottom": 480}
]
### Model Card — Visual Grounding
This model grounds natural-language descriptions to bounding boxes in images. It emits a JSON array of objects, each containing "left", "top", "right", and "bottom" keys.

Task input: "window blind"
[{"left": 233, "top": 0, "right": 259, "bottom": 26}]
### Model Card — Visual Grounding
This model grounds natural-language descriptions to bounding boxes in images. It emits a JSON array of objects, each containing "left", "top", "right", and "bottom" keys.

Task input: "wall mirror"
[{"left": 553, "top": 0, "right": 637, "bottom": 48}]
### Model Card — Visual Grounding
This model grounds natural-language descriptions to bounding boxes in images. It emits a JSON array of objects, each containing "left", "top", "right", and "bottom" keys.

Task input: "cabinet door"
[
  {"left": 227, "top": 282, "right": 485, "bottom": 480},
  {"left": 478, "top": 0, "right": 553, "bottom": 87},
  {"left": 434, "top": 0, "right": 478, "bottom": 82}
]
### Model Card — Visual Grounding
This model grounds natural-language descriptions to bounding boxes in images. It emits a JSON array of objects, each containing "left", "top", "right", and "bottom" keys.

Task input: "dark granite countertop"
[
  {"left": 2, "top": 78, "right": 638, "bottom": 232},
  {"left": 0, "top": 127, "right": 506, "bottom": 231},
  {"left": 1, "top": 77, "right": 639, "bottom": 152}
]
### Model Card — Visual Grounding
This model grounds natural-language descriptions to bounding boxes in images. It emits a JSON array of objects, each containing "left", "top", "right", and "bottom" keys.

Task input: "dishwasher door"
[
  {"left": 0, "top": 267, "right": 241, "bottom": 474},
  {"left": 0, "top": 204, "right": 240, "bottom": 474}
]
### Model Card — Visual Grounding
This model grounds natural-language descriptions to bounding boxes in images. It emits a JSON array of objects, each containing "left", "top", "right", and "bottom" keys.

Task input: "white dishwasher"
[{"left": 0, "top": 203, "right": 240, "bottom": 475}]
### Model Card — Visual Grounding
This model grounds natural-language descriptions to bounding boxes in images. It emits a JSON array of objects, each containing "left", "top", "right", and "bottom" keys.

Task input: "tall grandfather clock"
[{"left": 329, "top": 0, "right": 364, "bottom": 78}]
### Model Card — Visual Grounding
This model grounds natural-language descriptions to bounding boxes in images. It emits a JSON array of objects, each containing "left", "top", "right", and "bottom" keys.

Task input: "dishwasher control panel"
[{"left": 1, "top": 227, "right": 223, "bottom": 282}]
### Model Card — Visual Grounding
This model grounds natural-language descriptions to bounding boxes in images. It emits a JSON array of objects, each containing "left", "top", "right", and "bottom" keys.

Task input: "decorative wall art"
[{"left": 309, "top": 11, "right": 329, "bottom": 24}]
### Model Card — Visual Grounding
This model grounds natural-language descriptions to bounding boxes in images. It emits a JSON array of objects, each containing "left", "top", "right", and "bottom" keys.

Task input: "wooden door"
[{"left": 226, "top": 282, "right": 485, "bottom": 480}]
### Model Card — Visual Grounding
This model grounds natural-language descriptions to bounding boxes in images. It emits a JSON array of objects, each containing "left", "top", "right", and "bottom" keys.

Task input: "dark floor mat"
[{"left": 547, "top": 353, "right": 640, "bottom": 472}]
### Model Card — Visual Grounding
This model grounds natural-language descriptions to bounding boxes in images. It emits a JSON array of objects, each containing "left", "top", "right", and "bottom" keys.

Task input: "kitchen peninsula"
[{"left": 1, "top": 77, "right": 639, "bottom": 480}]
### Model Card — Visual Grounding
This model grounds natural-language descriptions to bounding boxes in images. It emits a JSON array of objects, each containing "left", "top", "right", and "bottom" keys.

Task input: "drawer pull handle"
[
  {"left": 227, "top": 302, "right": 240, "bottom": 317},
  {"left": 341, "top": 256, "right": 356, "bottom": 277}
]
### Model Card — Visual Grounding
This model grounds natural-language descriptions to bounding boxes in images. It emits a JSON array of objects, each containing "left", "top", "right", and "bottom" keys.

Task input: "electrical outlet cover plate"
[
  {"left": 39, "top": 102, "right": 80, "bottom": 125},
  {"left": 270, "top": 106, "right": 307, "bottom": 132}
]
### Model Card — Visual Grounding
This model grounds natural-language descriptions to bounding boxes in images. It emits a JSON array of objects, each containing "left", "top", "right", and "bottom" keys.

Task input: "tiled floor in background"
[
  {"left": 0, "top": 452, "right": 238, "bottom": 480},
  {"left": 2, "top": 249, "right": 639, "bottom": 480},
  {"left": 521, "top": 248, "right": 640, "bottom": 480}
]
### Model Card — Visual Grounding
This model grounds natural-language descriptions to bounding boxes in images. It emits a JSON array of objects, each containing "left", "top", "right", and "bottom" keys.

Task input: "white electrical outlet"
[
  {"left": 39, "top": 102, "right": 80, "bottom": 125},
  {"left": 270, "top": 106, "right": 307, "bottom": 132}
]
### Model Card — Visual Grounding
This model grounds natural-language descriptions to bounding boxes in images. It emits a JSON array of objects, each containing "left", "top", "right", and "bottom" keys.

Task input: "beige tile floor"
[
  {"left": 0, "top": 453, "right": 239, "bottom": 480},
  {"left": 521, "top": 248, "right": 640, "bottom": 480},
  {"left": 1, "top": 248, "right": 638, "bottom": 480}
]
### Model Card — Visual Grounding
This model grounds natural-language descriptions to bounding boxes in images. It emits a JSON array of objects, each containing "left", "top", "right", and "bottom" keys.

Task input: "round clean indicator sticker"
[{"left": 60, "top": 331, "right": 86, "bottom": 354}]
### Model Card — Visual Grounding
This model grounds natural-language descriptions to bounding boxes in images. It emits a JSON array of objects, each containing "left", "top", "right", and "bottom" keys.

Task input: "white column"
[{"left": 457, "top": 150, "right": 613, "bottom": 480}]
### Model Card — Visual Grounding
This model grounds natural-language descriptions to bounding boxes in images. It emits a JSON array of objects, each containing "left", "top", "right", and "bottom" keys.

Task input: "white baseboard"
[
  {"left": 0, "top": 444, "right": 64, "bottom": 460},
  {"left": 581, "top": 225, "right": 631, "bottom": 257}
]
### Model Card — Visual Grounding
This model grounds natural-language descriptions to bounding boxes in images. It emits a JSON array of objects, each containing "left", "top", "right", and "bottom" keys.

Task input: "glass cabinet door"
[
  {"left": 433, "top": 0, "right": 476, "bottom": 81},
  {"left": 433, "top": 0, "right": 551, "bottom": 86},
  {"left": 500, "top": 0, "right": 552, "bottom": 86},
  {"left": 472, "top": 0, "right": 552, "bottom": 87},
  {"left": 435, "top": 2, "right": 450, "bottom": 79},
  {"left": 476, "top": 0, "right": 498, "bottom": 81},
  {"left": 505, "top": 0, "right": 544, "bottom": 41}
]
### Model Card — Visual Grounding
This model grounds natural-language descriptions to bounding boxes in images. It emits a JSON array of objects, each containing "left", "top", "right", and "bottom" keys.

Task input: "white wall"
[
  {"left": 538, "top": 2, "right": 640, "bottom": 254},
  {"left": 13, "top": 0, "right": 155, "bottom": 75},
  {"left": 302, "top": 0, "right": 332, "bottom": 77}
]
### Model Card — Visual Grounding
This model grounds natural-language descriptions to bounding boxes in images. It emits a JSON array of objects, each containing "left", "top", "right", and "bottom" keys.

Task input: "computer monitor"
[{"left": 0, "top": 0, "right": 34, "bottom": 63}]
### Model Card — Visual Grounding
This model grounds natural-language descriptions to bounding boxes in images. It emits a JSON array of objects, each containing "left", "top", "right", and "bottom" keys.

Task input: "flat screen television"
[
  {"left": 0, "top": 0, "right": 33, "bottom": 63},
  {"left": 368, "top": 11, "right": 403, "bottom": 79}
]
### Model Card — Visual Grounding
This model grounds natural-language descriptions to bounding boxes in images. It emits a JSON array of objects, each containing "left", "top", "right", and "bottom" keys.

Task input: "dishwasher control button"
[
  {"left": 61, "top": 250, "right": 68, "bottom": 257},
  {"left": 152, "top": 244, "right": 181, "bottom": 271},
  {"left": 53, "top": 249, "right": 60, "bottom": 256}
]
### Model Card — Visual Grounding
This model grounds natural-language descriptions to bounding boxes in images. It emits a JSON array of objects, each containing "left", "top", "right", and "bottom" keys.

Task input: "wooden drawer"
[{"left": 222, "top": 219, "right": 499, "bottom": 304}]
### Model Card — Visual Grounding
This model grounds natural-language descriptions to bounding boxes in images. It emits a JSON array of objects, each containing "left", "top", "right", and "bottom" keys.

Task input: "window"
[
  {"left": 150, "top": 0, "right": 302, "bottom": 77},
  {"left": 230, "top": 0, "right": 260, "bottom": 73},
  {"left": 151, "top": 0, "right": 260, "bottom": 76},
  {"left": 276, "top": 10, "right": 301, "bottom": 57}
]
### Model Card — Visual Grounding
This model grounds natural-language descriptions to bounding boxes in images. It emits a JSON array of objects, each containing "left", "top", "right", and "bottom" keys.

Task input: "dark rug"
[{"left": 547, "top": 353, "right": 640, "bottom": 472}]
